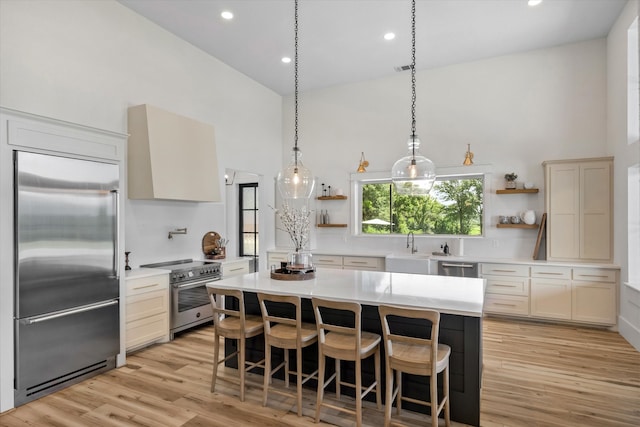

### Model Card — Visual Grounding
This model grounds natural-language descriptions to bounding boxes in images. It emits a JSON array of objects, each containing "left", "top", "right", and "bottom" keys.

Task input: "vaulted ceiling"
[{"left": 118, "top": 0, "right": 627, "bottom": 95}]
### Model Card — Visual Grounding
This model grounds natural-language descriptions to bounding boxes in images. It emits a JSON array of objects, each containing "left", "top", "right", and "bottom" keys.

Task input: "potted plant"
[{"left": 504, "top": 172, "right": 518, "bottom": 189}]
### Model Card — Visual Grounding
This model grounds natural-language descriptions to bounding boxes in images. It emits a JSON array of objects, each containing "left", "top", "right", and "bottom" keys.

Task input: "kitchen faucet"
[
  {"left": 168, "top": 227, "right": 188, "bottom": 239},
  {"left": 407, "top": 232, "right": 417, "bottom": 254}
]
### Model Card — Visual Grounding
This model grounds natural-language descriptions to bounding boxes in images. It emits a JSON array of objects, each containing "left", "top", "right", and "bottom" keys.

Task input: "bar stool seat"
[
  {"left": 207, "top": 286, "right": 265, "bottom": 402},
  {"left": 258, "top": 292, "right": 318, "bottom": 417},
  {"left": 312, "top": 297, "right": 382, "bottom": 427},
  {"left": 379, "top": 305, "right": 451, "bottom": 427}
]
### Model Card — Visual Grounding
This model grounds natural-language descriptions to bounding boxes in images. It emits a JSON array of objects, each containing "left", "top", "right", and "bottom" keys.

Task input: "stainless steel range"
[{"left": 140, "top": 259, "right": 221, "bottom": 339}]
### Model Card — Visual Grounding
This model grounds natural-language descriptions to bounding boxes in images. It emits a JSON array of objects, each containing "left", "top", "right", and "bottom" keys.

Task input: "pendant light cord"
[
  {"left": 293, "top": 0, "right": 299, "bottom": 168},
  {"left": 410, "top": 0, "right": 416, "bottom": 159}
]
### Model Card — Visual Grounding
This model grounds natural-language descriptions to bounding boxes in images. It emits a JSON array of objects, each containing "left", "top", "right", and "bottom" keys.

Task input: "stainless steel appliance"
[
  {"left": 140, "top": 259, "right": 221, "bottom": 338},
  {"left": 14, "top": 151, "right": 120, "bottom": 405},
  {"left": 437, "top": 261, "right": 479, "bottom": 278}
]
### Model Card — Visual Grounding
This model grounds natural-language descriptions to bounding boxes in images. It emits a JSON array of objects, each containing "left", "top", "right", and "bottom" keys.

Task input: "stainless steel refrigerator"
[{"left": 14, "top": 151, "right": 120, "bottom": 405}]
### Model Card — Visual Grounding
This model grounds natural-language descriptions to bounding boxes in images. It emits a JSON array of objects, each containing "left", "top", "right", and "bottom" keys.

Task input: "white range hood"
[{"left": 127, "top": 104, "right": 221, "bottom": 202}]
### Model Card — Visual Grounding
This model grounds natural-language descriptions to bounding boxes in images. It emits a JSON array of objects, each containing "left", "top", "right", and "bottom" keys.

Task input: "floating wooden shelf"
[
  {"left": 317, "top": 224, "right": 348, "bottom": 228},
  {"left": 317, "top": 195, "right": 347, "bottom": 200},
  {"left": 496, "top": 189, "right": 539, "bottom": 194},
  {"left": 497, "top": 223, "right": 539, "bottom": 229}
]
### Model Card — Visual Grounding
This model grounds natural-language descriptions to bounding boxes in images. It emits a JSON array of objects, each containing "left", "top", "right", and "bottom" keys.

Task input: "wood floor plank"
[{"left": 1, "top": 317, "right": 639, "bottom": 427}]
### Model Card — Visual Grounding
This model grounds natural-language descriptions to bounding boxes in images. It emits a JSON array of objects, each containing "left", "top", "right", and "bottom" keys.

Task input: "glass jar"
[{"left": 287, "top": 250, "right": 313, "bottom": 270}]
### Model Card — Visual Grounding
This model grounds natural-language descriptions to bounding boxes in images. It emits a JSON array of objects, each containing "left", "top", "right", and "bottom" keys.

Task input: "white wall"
[
  {"left": 0, "top": 0, "right": 282, "bottom": 411},
  {"left": 608, "top": 0, "right": 640, "bottom": 350},
  {"left": 283, "top": 39, "right": 608, "bottom": 258}
]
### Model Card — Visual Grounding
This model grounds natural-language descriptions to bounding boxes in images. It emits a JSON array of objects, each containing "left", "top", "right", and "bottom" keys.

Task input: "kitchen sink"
[{"left": 385, "top": 253, "right": 432, "bottom": 275}]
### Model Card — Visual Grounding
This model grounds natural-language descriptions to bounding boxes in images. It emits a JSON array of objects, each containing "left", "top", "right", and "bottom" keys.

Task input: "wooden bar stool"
[
  {"left": 378, "top": 305, "right": 451, "bottom": 427},
  {"left": 207, "top": 286, "right": 265, "bottom": 402},
  {"left": 257, "top": 293, "right": 318, "bottom": 416},
  {"left": 312, "top": 297, "right": 382, "bottom": 427}
]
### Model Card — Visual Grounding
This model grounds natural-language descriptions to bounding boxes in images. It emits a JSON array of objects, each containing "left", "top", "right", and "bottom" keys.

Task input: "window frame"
[{"left": 351, "top": 167, "right": 491, "bottom": 239}]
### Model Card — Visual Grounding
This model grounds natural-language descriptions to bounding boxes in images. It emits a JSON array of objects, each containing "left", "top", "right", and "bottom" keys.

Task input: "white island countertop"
[{"left": 208, "top": 268, "right": 484, "bottom": 317}]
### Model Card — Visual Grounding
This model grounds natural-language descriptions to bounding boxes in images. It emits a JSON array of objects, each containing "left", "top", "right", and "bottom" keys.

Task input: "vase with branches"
[{"left": 273, "top": 202, "right": 313, "bottom": 268}]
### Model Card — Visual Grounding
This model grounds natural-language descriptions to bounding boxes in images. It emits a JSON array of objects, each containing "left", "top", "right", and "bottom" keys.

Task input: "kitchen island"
[{"left": 207, "top": 268, "right": 484, "bottom": 426}]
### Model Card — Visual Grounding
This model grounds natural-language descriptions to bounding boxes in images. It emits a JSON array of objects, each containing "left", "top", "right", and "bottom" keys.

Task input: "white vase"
[{"left": 520, "top": 210, "right": 536, "bottom": 225}]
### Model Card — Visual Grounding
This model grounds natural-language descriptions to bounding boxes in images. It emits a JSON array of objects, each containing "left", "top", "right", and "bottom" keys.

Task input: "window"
[
  {"left": 359, "top": 174, "right": 484, "bottom": 236},
  {"left": 238, "top": 183, "right": 259, "bottom": 257}
]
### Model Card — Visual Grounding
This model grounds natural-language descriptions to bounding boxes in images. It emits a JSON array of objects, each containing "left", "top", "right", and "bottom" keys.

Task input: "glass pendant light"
[
  {"left": 277, "top": 0, "right": 315, "bottom": 199},
  {"left": 391, "top": 0, "right": 436, "bottom": 196}
]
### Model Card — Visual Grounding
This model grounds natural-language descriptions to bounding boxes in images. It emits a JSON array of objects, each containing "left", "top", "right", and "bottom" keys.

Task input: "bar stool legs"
[
  {"left": 379, "top": 304, "right": 451, "bottom": 427},
  {"left": 258, "top": 293, "right": 318, "bottom": 417},
  {"left": 208, "top": 287, "right": 265, "bottom": 402},
  {"left": 312, "top": 297, "right": 382, "bottom": 427}
]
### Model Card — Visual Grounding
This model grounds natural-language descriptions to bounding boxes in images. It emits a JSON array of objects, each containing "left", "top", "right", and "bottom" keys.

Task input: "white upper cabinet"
[
  {"left": 544, "top": 157, "right": 612, "bottom": 263},
  {"left": 127, "top": 104, "right": 221, "bottom": 202}
]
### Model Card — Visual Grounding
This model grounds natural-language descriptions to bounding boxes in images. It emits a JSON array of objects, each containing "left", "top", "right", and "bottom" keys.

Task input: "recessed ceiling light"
[
  {"left": 528, "top": 0, "right": 542, "bottom": 6},
  {"left": 221, "top": 11, "right": 233, "bottom": 20},
  {"left": 384, "top": 32, "right": 396, "bottom": 41},
  {"left": 281, "top": 57, "right": 292, "bottom": 64}
]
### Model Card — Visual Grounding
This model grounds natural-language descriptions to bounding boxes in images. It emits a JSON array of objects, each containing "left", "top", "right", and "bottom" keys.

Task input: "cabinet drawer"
[
  {"left": 343, "top": 256, "right": 384, "bottom": 270},
  {"left": 223, "top": 261, "right": 250, "bottom": 277},
  {"left": 481, "top": 263, "right": 529, "bottom": 277},
  {"left": 314, "top": 255, "right": 343, "bottom": 267},
  {"left": 485, "top": 276, "right": 529, "bottom": 296},
  {"left": 484, "top": 294, "right": 529, "bottom": 316},
  {"left": 126, "top": 312, "right": 168, "bottom": 350},
  {"left": 572, "top": 268, "right": 616, "bottom": 283},
  {"left": 126, "top": 289, "right": 168, "bottom": 323},
  {"left": 531, "top": 266, "right": 571, "bottom": 280},
  {"left": 126, "top": 274, "right": 169, "bottom": 297},
  {"left": 267, "top": 252, "right": 288, "bottom": 265}
]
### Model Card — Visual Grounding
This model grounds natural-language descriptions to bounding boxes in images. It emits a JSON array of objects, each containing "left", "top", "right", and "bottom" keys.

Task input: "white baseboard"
[{"left": 618, "top": 315, "right": 640, "bottom": 352}]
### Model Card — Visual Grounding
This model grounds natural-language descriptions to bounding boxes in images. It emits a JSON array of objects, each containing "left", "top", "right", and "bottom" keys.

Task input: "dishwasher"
[{"left": 437, "top": 260, "right": 479, "bottom": 278}]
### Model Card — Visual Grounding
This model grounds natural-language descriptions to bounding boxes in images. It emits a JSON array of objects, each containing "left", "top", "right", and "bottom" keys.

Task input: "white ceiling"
[{"left": 118, "top": 0, "right": 627, "bottom": 96}]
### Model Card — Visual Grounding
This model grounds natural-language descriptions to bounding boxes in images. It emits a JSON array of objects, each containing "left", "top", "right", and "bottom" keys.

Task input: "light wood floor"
[{"left": 1, "top": 317, "right": 639, "bottom": 427}]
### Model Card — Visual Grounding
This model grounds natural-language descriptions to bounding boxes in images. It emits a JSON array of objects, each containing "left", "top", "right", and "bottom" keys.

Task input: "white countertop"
[{"left": 207, "top": 268, "right": 485, "bottom": 317}]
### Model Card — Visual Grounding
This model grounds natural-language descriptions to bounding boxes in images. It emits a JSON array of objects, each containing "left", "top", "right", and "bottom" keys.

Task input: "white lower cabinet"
[
  {"left": 484, "top": 263, "right": 617, "bottom": 326},
  {"left": 530, "top": 266, "right": 572, "bottom": 320},
  {"left": 342, "top": 256, "right": 384, "bottom": 271},
  {"left": 313, "top": 254, "right": 343, "bottom": 269},
  {"left": 125, "top": 272, "right": 170, "bottom": 352},
  {"left": 571, "top": 268, "right": 617, "bottom": 325},
  {"left": 267, "top": 251, "right": 288, "bottom": 269},
  {"left": 267, "top": 251, "right": 385, "bottom": 271},
  {"left": 530, "top": 277, "right": 572, "bottom": 320},
  {"left": 481, "top": 263, "right": 530, "bottom": 316},
  {"left": 221, "top": 258, "right": 251, "bottom": 277}
]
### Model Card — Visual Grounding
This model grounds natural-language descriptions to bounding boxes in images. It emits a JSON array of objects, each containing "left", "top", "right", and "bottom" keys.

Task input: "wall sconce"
[
  {"left": 357, "top": 152, "right": 369, "bottom": 173},
  {"left": 463, "top": 144, "right": 474, "bottom": 166}
]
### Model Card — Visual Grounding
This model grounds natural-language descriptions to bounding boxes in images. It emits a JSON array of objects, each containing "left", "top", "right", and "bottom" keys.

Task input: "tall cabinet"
[{"left": 543, "top": 157, "right": 613, "bottom": 263}]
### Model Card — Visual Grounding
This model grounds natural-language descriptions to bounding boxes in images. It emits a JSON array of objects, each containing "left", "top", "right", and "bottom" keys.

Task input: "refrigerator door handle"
[
  {"left": 111, "top": 189, "right": 120, "bottom": 280},
  {"left": 25, "top": 299, "right": 119, "bottom": 325}
]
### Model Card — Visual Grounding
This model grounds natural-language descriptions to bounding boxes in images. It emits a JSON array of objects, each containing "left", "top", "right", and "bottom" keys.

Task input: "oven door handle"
[{"left": 174, "top": 278, "right": 220, "bottom": 290}]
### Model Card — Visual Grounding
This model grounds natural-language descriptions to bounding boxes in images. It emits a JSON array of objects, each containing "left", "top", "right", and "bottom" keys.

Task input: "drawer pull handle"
[
  {"left": 538, "top": 272, "right": 564, "bottom": 275},
  {"left": 494, "top": 303, "right": 517, "bottom": 307},
  {"left": 229, "top": 267, "right": 244, "bottom": 272},
  {"left": 492, "top": 269, "right": 517, "bottom": 273},
  {"left": 133, "top": 283, "right": 159, "bottom": 290},
  {"left": 318, "top": 259, "right": 335, "bottom": 262},
  {"left": 350, "top": 261, "right": 368, "bottom": 264},
  {"left": 577, "top": 274, "right": 608, "bottom": 278},
  {"left": 493, "top": 284, "right": 516, "bottom": 287}
]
